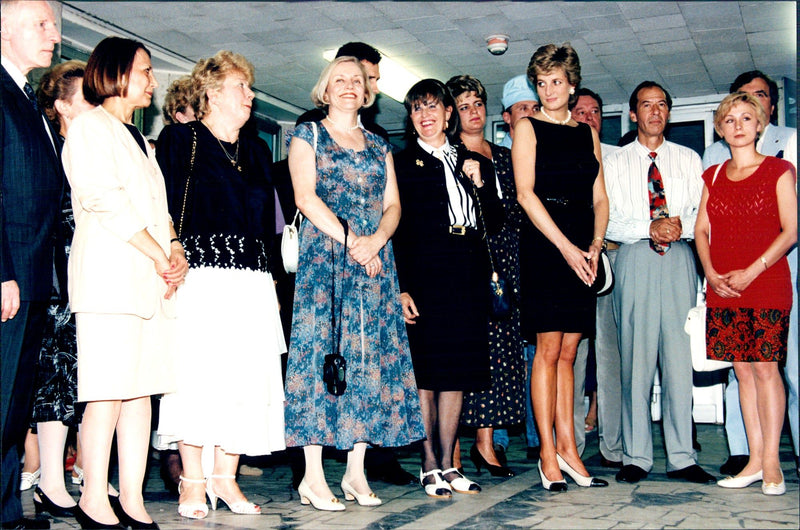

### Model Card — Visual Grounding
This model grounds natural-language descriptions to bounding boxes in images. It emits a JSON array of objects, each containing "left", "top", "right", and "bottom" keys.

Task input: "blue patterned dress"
[{"left": 284, "top": 122, "right": 425, "bottom": 450}]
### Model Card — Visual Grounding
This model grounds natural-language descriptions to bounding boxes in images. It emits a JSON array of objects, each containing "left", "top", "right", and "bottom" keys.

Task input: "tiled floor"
[{"left": 28, "top": 423, "right": 798, "bottom": 529}]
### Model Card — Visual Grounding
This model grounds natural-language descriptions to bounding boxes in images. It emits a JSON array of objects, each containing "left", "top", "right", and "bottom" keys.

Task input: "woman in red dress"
[{"left": 695, "top": 92, "right": 796, "bottom": 496}]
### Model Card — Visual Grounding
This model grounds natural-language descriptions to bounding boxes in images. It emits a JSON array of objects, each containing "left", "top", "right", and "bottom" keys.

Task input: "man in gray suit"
[
  {"left": 702, "top": 70, "right": 798, "bottom": 478},
  {"left": 1, "top": 1, "right": 62, "bottom": 527}
]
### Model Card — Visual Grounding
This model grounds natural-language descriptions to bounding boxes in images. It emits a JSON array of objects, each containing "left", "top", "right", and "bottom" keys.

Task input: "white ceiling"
[{"left": 60, "top": 1, "right": 797, "bottom": 131}]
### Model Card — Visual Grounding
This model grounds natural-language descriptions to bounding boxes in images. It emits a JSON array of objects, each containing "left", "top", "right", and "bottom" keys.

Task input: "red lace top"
[{"left": 703, "top": 156, "right": 796, "bottom": 309}]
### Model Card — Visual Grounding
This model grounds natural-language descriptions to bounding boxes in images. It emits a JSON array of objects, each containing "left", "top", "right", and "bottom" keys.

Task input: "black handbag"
[
  {"left": 322, "top": 216, "right": 349, "bottom": 396},
  {"left": 471, "top": 179, "right": 511, "bottom": 318}
]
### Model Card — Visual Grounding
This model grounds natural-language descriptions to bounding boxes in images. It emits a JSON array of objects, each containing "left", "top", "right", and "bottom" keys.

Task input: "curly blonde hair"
[
  {"left": 191, "top": 50, "right": 255, "bottom": 119},
  {"left": 162, "top": 75, "right": 197, "bottom": 124}
]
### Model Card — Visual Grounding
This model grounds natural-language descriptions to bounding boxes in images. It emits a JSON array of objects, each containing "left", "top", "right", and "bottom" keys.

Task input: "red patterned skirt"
[{"left": 706, "top": 307, "right": 790, "bottom": 362}]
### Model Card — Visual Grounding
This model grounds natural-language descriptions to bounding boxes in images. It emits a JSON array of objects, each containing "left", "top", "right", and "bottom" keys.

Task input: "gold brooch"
[{"left": 416, "top": 159, "right": 424, "bottom": 167}]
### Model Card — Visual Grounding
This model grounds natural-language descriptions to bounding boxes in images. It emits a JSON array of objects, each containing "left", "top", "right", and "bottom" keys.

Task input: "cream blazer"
[{"left": 63, "top": 105, "right": 175, "bottom": 319}]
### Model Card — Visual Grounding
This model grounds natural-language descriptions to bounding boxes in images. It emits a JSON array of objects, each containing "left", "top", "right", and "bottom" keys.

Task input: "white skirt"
[{"left": 157, "top": 266, "right": 287, "bottom": 455}]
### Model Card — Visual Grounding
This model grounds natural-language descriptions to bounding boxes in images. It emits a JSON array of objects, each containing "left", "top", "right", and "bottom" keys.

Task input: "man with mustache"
[
  {"left": 603, "top": 81, "right": 713, "bottom": 485},
  {"left": 1, "top": 1, "right": 62, "bottom": 528}
]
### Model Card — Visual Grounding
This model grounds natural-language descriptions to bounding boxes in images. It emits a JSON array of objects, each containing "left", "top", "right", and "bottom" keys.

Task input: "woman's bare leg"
[
  {"left": 532, "top": 332, "right": 564, "bottom": 481},
  {"left": 116, "top": 396, "right": 153, "bottom": 523},
  {"left": 78, "top": 400, "right": 121, "bottom": 525},
  {"left": 36, "top": 421, "right": 75, "bottom": 507}
]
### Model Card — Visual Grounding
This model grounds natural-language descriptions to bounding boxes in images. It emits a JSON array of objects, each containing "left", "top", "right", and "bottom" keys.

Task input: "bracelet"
[
  {"left": 170, "top": 237, "right": 181, "bottom": 245},
  {"left": 761, "top": 256, "right": 768, "bottom": 270},
  {"left": 592, "top": 236, "right": 604, "bottom": 243}
]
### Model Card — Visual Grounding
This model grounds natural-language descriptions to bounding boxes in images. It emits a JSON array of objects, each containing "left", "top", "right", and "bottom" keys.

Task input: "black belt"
[{"left": 448, "top": 225, "right": 477, "bottom": 236}]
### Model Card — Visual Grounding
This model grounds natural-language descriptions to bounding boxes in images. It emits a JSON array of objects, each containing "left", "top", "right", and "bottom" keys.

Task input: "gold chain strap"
[{"left": 176, "top": 124, "right": 197, "bottom": 239}]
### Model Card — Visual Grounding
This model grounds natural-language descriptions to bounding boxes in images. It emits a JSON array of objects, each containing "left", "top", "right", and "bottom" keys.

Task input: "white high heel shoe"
[
  {"left": 556, "top": 453, "right": 608, "bottom": 487},
  {"left": 341, "top": 478, "right": 382, "bottom": 506},
  {"left": 206, "top": 475, "right": 260, "bottom": 514},
  {"left": 298, "top": 479, "right": 345, "bottom": 511},
  {"left": 177, "top": 475, "right": 208, "bottom": 520},
  {"left": 761, "top": 470, "right": 786, "bottom": 496},
  {"left": 717, "top": 470, "right": 763, "bottom": 489}
]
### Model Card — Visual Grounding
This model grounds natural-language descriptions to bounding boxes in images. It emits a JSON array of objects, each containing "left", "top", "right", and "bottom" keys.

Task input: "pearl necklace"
[
  {"left": 325, "top": 115, "right": 359, "bottom": 131},
  {"left": 540, "top": 108, "right": 571, "bottom": 125}
]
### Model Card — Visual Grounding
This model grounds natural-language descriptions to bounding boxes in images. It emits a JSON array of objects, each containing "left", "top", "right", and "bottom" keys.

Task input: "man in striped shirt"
[{"left": 604, "top": 81, "right": 713, "bottom": 485}]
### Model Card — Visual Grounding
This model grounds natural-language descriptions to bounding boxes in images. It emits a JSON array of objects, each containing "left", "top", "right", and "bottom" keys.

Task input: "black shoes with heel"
[
  {"left": 469, "top": 445, "right": 514, "bottom": 477},
  {"left": 32, "top": 487, "right": 76, "bottom": 518}
]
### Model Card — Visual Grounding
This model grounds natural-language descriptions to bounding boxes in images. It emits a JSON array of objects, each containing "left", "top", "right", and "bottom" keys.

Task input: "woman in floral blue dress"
[{"left": 284, "top": 56, "right": 424, "bottom": 512}]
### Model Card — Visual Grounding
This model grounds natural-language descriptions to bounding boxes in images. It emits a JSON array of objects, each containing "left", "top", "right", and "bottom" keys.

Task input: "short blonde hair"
[
  {"left": 310, "top": 56, "right": 375, "bottom": 110},
  {"left": 713, "top": 92, "right": 769, "bottom": 138},
  {"left": 192, "top": 50, "right": 255, "bottom": 119}
]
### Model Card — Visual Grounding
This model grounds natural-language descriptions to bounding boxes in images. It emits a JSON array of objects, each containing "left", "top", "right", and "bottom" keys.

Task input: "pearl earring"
[{"left": 569, "top": 88, "right": 575, "bottom": 95}]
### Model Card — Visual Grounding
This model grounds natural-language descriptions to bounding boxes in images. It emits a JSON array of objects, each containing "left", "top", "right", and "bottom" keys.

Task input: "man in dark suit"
[{"left": 1, "top": 1, "right": 63, "bottom": 528}]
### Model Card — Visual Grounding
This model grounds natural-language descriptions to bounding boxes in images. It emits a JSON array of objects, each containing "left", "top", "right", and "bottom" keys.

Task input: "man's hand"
[{"left": 1, "top": 280, "right": 21, "bottom": 322}]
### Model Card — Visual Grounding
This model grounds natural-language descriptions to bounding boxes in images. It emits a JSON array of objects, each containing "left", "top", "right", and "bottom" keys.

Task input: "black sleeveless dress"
[{"left": 518, "top": 118, "right": 600, "bottom": 339}]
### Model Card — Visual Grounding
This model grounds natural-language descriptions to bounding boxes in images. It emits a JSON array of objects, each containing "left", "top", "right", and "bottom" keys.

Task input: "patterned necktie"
[
  {"left": 23, "top": 82, "right": 39, "bottom": 112},
  {"left": 647, "top": 151, "right": 670, "bottom": 254}
]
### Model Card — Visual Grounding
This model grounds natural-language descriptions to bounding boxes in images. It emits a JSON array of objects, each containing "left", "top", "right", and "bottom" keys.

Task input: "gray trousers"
[
  {"left": 613, "top": 240, "right": 698, "bottom": 472},
  {"left": 574, "top": 249, "right": 622, "bottom": 460}
]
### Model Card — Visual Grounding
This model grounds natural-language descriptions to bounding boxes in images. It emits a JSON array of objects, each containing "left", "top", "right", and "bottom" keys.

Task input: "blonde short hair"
[
  {"left": 310, "top": 56, "right": 375, "bottom": 110},
  {"left": 713, "top": 92, "right": 769, "bottom": 138},
  {"left": 192, "top": 50, "right": 255, "bottom": 119}
]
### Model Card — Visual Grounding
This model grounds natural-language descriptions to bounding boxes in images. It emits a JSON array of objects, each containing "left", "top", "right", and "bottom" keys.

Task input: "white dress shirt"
[
  {"left": 417, "top": 138, "right": 476, "bottom": 228},
  {"left": 604, "top": 139, "right": 704, "bottom": 244}
]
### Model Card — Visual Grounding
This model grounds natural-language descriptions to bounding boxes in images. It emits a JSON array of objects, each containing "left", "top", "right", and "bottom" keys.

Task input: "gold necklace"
[
  {"left": 216, "top": 136, "right": 241, "bottom": 172},
  {"left": 540, "top": 108, "right": 571, "bottom": 125},
  {"left": 203, "top": 120, "right": 242, "bottom": 172}
]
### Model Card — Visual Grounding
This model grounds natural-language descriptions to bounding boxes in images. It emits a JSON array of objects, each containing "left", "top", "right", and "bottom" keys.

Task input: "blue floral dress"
[{"left": 284, "top": 122, "right": 425, "bottom": 450}]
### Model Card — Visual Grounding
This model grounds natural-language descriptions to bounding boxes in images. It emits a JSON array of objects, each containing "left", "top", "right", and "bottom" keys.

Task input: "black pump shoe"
[
  {"left": 111, "top": 501, "right": 159, "bottom": 530},
  {"left": 73, "top": 504, "right": 124, "bottom": 529},
  {"left": 33, "top": 487, "right": 76, "bottom": 518},
  {"left": 469, "top": 445, "right": 514, "bottom": 477}
]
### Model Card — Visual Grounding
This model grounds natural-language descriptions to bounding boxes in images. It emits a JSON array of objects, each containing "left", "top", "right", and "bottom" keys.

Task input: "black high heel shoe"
[
  {"left": 33, "top": 487, "right": 76, "bottom": 518},
  {"left": 73, "top": 504, "right": 124, "bottom": 529},
  {"left": 111, "top": 500, "right": 160, "bottom": 530},
  {"left": 469, "top": 445, "right": 514, "bottom": 477}
]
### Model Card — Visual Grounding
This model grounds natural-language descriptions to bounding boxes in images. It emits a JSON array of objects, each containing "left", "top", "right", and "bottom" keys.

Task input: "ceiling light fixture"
[
  {"left": 486, "top": 34, "right": 509, "bottom": 55},
  {"left": 323, "top": 49, "right": 420, "bottom": 103}
]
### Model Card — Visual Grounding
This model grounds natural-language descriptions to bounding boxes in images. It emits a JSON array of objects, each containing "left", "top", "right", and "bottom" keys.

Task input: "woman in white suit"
[{"left": 63, "top": 37, "right": 188, "bottom": 529}]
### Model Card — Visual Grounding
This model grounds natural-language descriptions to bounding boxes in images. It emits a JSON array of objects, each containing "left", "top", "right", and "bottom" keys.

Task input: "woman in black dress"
[
  {"left": 512, "top": 44, "right": 608, "bottom": 491},
  {"left": 393, "top": 79, "right": 502, "bottom": 498},
  {"left": 446, "top": 75, "right": 524, "bottom": 478}
]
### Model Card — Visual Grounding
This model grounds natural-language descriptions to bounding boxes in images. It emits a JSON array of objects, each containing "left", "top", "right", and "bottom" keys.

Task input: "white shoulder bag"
[
  {"left": 685, "top": 163, "right": 732, "bottom": 372},
  {"left": 281, "top": 122, "right": 317, "bottom": 273}
]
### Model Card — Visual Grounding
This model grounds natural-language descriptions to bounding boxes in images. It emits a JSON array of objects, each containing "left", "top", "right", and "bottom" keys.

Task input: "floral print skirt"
[{"left": 706, "top": 307, "right": 789, "bottom": 362}]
